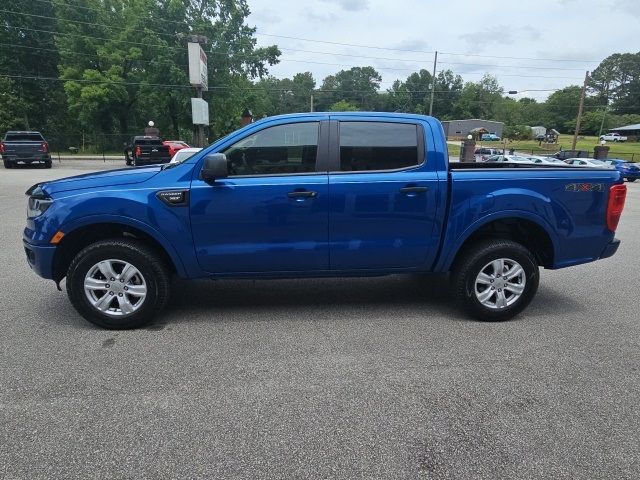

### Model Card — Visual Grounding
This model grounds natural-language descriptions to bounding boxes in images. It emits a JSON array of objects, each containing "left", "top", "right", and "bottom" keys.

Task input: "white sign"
[
  {"left": 188, "top": 42, "right": 208, "bottom": 91},
  {"left": 191, "top": 98, "right": 209, "bottom": 125}
]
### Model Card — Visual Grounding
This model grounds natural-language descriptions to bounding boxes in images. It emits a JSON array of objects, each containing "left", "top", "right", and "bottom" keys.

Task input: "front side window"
[
  {"left": 223, "top": 122, "right": 319, "bottom": 176},
  {"left": 338, "top": 122, "right": 420, "bottom": 172}
]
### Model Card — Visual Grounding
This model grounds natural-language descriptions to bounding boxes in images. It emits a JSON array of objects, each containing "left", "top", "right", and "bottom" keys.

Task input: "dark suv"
[
  {"left": 1, "top": 131, "right": 52, "bottom": 168},
  {"left": 552, "top": 150, "right": 590, "bottom": 161}
]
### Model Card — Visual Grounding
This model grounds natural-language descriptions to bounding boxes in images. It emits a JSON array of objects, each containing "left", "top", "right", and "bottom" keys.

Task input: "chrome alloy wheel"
[
  {"left": 474, "top": 258, "right": 526, "bottom": 309},
  {"left": 83, "top": 259, "right": 147, "bottom": 317}
]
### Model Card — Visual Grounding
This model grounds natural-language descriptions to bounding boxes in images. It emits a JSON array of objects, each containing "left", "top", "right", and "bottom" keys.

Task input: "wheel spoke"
[
  {"left": 495, "top": 290, "right": 508, "bottom": 308},
  {"left": 476, "top": 272, "right": 493, "bottom": 285},
  {"left": 119, "top": 263, "right": 137, "bottom": 283},
  {"left": 126, "top": 284, "right": 147, "bottom": 297},
  {"left": 504, "top": 265, "right": 523, "bottom": 281},
  {"left": 477, "top": 288, "right": 495, "bottom": 303},
  {"left": 93, "top": 293, "right": 114, "bottom": 312},
  {"left": 84, "top": 277, "right": 108, "bottom": 291},
  {"left": 97, "top": 260, "right": 117, "bottom": 279},
  {"left": 505, "top": 282, "right": 525, "bottom": 295},
  {"left": 491, "top": 259, "right": 505, "bottom": 276},
  {"left": 117, "top": 295, "right": 134, "bottom": 315}
]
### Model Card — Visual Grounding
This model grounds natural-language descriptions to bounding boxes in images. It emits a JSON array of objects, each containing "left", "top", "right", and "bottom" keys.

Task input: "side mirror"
[{"left": 201, "top": 153, "right": 228, "bottom": 182}]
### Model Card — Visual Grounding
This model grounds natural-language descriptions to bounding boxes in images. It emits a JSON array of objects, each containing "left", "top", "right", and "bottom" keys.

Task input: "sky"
[{"left": 247, "top": 0, "right": 640, "bottom": 101}]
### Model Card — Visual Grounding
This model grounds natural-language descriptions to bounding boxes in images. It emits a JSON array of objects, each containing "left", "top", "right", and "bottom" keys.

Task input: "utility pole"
[
  {"left": 428, "top": 51, "right": 438, "bottom": 117},
  {"left": 310, "top": 94, "right": 314, "bottom": 112},
  {"left": 572, "top": 70, "right": 589, "bottom": 151}
]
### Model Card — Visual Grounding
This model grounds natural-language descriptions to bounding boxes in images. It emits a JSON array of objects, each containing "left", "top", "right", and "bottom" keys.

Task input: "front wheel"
[
  {"left": 66, "top": 239, "right": 170, "bottom": 329},
  {"left": 451, "top": 239, "right": 539, "bottom": 322}
]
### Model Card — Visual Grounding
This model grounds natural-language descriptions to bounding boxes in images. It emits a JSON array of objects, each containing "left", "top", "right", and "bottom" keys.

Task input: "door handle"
[
  {"left": 287, "top": 190, "right": 317, "bottom": 198},
  {"left": 400, "top": 186, "right": 428, "bottom": 194}
]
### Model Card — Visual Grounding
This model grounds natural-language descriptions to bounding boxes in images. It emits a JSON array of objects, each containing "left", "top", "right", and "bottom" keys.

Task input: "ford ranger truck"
[{"left": 23, "top": 113, "right": 627, "bottom": 329}]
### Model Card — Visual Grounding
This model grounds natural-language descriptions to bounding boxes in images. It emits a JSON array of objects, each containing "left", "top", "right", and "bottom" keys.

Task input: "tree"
[
  {"left": 329, "top": 100, "right": 358, "bottom": 111},
  {"left": 0, "top": 0, "right": 67, "bottom": 135},
  {"left": 316, "top": 67, "right": 382, "bottom": 111},
  {"left": 451, "top": 74, "right": 504, "bottom": 120},
  {"left": 55, "top": 0, "right": 281, "bottom": 145},
  {"left": 589, "top": 52, "right": 640, "bottom": 114}
]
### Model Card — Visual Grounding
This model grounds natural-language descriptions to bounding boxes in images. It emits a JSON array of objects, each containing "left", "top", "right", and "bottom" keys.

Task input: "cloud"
[
  {"left": 459, "top": 25, "right": 515, "bottom": 52},
  {"left": 392, "top": 39, "right": 431, "bottom": 52},
  {"left": 250, "top": 9, "right": 282, "bottom": 24},
  {"left": 305, "top": 10, "right": 339, "bottom": 23},
  {"left": 320, "top": 0, "right": 369, "bottom": 12}
]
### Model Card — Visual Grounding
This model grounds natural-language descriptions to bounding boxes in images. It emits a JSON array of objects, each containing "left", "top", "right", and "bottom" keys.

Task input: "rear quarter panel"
[{"left": 437, "top": 168, "right": 622, "bottom": 271}]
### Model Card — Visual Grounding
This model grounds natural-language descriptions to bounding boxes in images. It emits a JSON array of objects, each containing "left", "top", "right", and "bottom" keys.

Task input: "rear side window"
[
  {"left": 338, "top": 122, "right": 420, "bottom": 172},
  {"left": 4, "top": 132, "right": 44, "bottom": 142}
]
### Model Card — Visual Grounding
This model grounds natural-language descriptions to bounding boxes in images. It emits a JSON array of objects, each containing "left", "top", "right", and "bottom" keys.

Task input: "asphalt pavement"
[{"left": 1, "top": 162, "right": 638, "bottom": 479}]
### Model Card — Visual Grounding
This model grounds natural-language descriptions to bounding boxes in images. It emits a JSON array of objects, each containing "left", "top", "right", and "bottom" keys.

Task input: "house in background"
[
  {"left": 531, "top": 126, "right": 546, "bottom": 137},
  {"left": 440, "top": 119, "right": 504, "bottom": 140}
]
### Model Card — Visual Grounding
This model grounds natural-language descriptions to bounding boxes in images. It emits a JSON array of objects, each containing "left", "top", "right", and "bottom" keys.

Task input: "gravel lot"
[{"left": 1, "top": 161, "right": 638, "bottom": 479}]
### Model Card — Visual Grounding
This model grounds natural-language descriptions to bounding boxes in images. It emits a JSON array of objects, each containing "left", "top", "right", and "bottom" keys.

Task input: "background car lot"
[{"left": 1, "top": 162, "right": 639, "bottom": 479}]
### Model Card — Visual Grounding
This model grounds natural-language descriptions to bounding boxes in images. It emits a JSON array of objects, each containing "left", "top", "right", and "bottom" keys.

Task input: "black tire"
[
  {"left": 3, "top": 159, "right": 13, "bottom": 169},
  {"left": 44, "top": 159, "right": 52, "bottom": 169},
  {"left": 451, "top": 239, "right": 539, "bottom": 322},
  {"left": 66, "top": 238, "right": 170, "bottom": 329},
  {"left": 125, "top": 159, "right": 133, "bottom": 166}
]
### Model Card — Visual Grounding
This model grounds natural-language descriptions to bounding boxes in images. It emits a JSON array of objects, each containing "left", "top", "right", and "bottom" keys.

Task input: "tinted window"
[
  {"left": 338, "top": 122, "right": 419, "bottom": 171},
  {"left": 223, "top": 122, "right": 318, "bottom": 176},
  {"left": 5, "top": 132, "right": 44, "bottom": 142}
]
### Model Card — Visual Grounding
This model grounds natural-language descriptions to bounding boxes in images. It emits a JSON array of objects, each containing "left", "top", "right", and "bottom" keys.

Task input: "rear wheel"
[
  {"left": 3, "top": 159, "right": 13, "bottom": 169},
  {"left": 44, "top": 159, "right": 52, "bottom": 168},
  {"left": 452, "top": 239, "right": 539, "bottom": 322},
  {"left": 67, "top": 239, "right": 170, "bottom": 329}
]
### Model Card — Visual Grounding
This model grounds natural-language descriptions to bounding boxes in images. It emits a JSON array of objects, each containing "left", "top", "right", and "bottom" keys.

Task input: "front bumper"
[
  {"left": 23, "top": 239, "right": 57, "bottom": 279},
  {"left": 599, "top": 239, "right": 620, "bottom": 260}
]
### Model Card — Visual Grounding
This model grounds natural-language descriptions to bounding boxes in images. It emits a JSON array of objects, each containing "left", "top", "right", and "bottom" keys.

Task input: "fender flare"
[
  {"left": 436, "top": 210, "right": 560, "bottom": 272},
  {"left": 59, "top": 214, "right": 187, "bottom": 277}
]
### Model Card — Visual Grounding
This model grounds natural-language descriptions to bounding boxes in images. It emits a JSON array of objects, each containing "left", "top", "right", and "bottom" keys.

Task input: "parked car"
[
  {"left": 124, "top": 136, "right": 172, "bottom": 166},
  {"left": 23, "top": 112, "right": 626, "bottom": 329},
  {"left": 564, "top": 158, "right": 615, "bottom": 168},
  {"left": 552, "top": 150, "right": 590, "bottom": 161},
  {"left": 600, "top": 133, "right": 627, "bottom": 142},
  {"left": 602, "top": 159, "right": 640, "bottom": 182},
  {"left": 1, "top": 131, "right": 52, "bottom": 169},
  {"left": 163, "top": 140, "right": 190, "bottom": 158},
  {"left": 474, "top": 147, "right": 501, "bottom": 161},
  {"left": 484, "top": 154, "right": 534, "bottom": 164},
  {"left": 169, "top": 147, "right": 202, "bottom": 164},
  {"left": 526, "top": 156, "right": 566, "bottom": 165},
  {"left": 481, "top": 133, "right": 501, "bottom": 141}
]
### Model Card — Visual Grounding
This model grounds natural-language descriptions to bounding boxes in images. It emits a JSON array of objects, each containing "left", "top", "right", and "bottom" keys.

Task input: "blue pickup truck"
[{"left": 23, "top": 113, "right": 627, "bottom": 329}]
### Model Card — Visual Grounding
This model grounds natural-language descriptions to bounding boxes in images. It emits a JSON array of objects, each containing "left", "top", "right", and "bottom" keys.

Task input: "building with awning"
[{"left": 608, "top": 123, "right": 640, "bottom": 140}]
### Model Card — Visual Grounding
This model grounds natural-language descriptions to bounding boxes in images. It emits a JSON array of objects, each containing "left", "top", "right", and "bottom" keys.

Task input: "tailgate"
[{"left": 3, "top": 142, "right": 43, "bottom": 156}]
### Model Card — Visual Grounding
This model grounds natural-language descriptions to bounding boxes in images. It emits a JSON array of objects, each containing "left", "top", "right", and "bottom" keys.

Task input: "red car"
[{"left": 162, "top": 140, "right": 190, "bottom": 158}]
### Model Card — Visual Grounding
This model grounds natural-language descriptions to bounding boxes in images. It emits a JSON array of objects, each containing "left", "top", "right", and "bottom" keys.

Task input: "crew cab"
[
  {"left": 124, "top": 136, "right": 171, "bottom": 166},
  {"left": 23, "top": 113, "right": 627, "bottom": 329},
  {"left": 1, "top": 131, "right": 52, "bottom": 168},
  {"left": 600, "top": 133, "right": 627, "bottom": 142}
]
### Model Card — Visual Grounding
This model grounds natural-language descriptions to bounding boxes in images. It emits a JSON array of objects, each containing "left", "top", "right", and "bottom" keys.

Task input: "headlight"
[{"left": 27, "top": 196, "right": 53, "bottom": 218}]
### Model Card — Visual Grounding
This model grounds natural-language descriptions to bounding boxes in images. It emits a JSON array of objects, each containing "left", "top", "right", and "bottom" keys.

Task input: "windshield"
[{"left": 164, "top": 148, "right": 202, "bottom": 169}]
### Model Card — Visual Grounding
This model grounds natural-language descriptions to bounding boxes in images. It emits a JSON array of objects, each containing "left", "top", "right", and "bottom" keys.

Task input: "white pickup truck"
[{"left": 600, "top": 132, "right": 627, "bottom": 142}]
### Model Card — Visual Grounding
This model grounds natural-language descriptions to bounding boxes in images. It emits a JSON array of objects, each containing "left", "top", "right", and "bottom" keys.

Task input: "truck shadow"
[
  {"left": 162, "top": 275, "right": 585, "bottom": 326},
  {"left": 165, "top": 275, "right": 456, "bottom": 320}
]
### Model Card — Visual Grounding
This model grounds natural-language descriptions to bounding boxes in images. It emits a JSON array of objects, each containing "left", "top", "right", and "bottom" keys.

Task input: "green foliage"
[
  {"left": 503, "top": 124, "right": 533, "bottom": 140},
  {"left": 328, "top": 100, "right": 358, "bottom": 112},
  {"left": 316, "top": 67, "right": 382, "bottom": 111}
]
